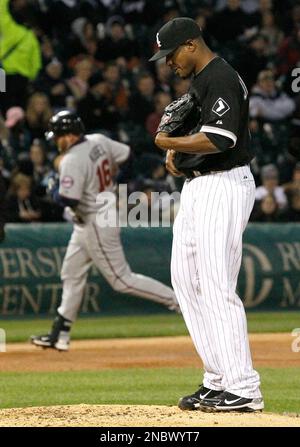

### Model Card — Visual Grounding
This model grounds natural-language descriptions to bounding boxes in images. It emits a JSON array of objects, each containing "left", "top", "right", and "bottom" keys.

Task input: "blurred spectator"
[
  {"left": 246, "top": 0, "right": 274, "bottom": 28},
  {"left": 251, "top": 193, "right": 284, "bottom": 222},
  {"left": 255, "top": 164, "right": 288, "bottom": 209},
  {"left": 214, "top": 0, "right": 261, "bottom": 13},
  {"left": 250, "top": 70, "right": 295, "bottom": 122},
  {"left": 292, "top": 3, "right": 300, "bottom": 29},
  {"left": 283, "top": 190, "right": 300, "bottom": 222},
  {"left": 66, "top": 57, "right": 94, "bottom": 101},
  {"left": 13, "top": 158, "right": 34, "bottom": 178},
  {"left": 154, "top": 59, "right": 173, "bottom": 95},
  {"left": 72, "top": 18, "right": 97, "bottom": 48},
  {"left": 281, "top": 151, "right": 300, "bottom": 209},
  {"left": 283, "top": 3, "right": 300, "bottom": 36},
  {"left": 193, "top": 11, "right": 217, "bottom": 50},
  {"left": 34, "top": 59, "right": 68, "bottom": 109},
  {"left": 68, "top": 18, "right": 102, "bottom": 63},
  {"left": 78, "top": 0, "right": 108, "bottom": 25},
  {"left": 277, "top": 25, "right": 300, "bottom": 91},
  {"left": 40, "top": 36, "right": 57, "bottom": 66},
  {"left": 97, "top": 16, "right": 140, "bottom": 67},
  {"left": 83, "top": 37, "right": 103, "bottom": 63},
  {"left": 283, "top": 163, "right": 300, "bottom": 199},
  {"left": 5, "top": 173, "right": 41, "bottom": 223},
  {"left": 119, "top": 0, "right": 151, "bottom": 24},
  {"left": 289, "top": 93, "right": 300, "bottom": 160},
  {"left": 29, "top": 139, "right": 52, "bottom": 197},
  {"left": 146, "top": 91, "right": 172, "bottom": 137},
  {"left": 2, "top": 106, "right": 31, "bottom": 165},
  {"left": 0, "top": 112, "right": 8, "bottom": 137},
  {"left": 103, "top": 62, "right": 129, "bottom": 113},
  {"left": 249, "top": 70, "right": 295, "bottom": 168},
  {"left": 5, "top": 106, "right": 25, "bottom": 129},
  {"left": 0, "top": 169, "right": 7, "bottom": 242},
  {"left": 160, "top": 0, "right": 182, "bottom": 22},
  {"left": 77, "top": 72, "right": 120, "bottom": 134},
  {"left": 1, "top": 107, "right": 20, "bottom": 168},
  {"left": 38, "top": 0, "right": 81, "bottom": 39},
  {"left": 0, "top": 0, "right": 41, "bottom": 112},
  {"left": 25, "top": 92, "right": 53, "bottom": 140},
  {"left": 250, "top": 70, "right": 295, "bottom": 170},
  {"left": 207, "top": 0, "right": 251, "bottom": 44},
  {"left": 147, "top": 0, "right": 181, "bottom": 30},
  {"left": 237, "top": 34, "right": 270, "bottom": 89},
  {"left": 259, "top": 10, "right": 284, "bottom": 57},
  {"left": 128, "top": 73, "right": 155, "bottom": 126}
]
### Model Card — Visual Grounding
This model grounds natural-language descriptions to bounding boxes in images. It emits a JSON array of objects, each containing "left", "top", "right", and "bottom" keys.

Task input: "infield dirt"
[{"left": 0, "top": 333, "right": 298, "bottom": 371}]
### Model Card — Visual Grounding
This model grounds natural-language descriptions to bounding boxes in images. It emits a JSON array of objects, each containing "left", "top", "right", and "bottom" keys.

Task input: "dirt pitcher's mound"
[{"left": 0, "top": 404, "right": 299, "bottom": 427}]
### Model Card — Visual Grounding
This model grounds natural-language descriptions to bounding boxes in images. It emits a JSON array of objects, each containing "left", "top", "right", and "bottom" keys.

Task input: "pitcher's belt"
[{"left": 186, "top": 164, "right": 247, "bottom": 179}]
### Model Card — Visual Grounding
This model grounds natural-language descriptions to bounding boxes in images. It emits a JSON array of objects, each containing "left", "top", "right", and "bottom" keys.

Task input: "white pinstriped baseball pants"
[{"left": 171, "top": 165, "right": 262, "bottom": 399}]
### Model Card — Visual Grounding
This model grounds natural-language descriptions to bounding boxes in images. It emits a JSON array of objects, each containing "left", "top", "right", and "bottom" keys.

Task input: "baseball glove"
[{"left": 156, "top": 93, "right": 200, "bottom": 136}]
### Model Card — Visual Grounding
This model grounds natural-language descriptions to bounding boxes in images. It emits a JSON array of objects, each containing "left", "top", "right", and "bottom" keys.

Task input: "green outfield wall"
[{"left": 0, "top": 223, "right": 299, "bottom": 316}]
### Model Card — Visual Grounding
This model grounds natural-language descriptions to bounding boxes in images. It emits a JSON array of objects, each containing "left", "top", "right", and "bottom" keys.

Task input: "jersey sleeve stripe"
[{"left": 200, "top": 126, "right": 237, "bottom": 147}]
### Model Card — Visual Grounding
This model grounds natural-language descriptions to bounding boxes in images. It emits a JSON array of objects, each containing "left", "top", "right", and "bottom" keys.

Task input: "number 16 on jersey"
[{"left": 97, "top": 159, "right": 112, "bottom": 192}]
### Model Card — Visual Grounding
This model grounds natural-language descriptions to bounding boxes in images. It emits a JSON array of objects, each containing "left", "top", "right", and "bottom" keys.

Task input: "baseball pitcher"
[{"left": 151, "top": 17, "right": 264, "bottom": 413}]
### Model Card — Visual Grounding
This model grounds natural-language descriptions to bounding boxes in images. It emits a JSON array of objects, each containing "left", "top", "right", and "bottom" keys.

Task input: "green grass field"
[
  {"left": 0, "top": 312, "right": 299, "bottom": 413},
  {"left": 1, "top": 311, "right": 300, "bottom": 343},
  {"left": 0, "top": 368, "right": 299, "bottom": 413}
]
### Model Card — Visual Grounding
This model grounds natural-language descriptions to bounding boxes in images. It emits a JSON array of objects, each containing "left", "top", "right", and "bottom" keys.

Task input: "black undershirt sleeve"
[{"left": 204, "top": 133, "right": 233, "bottom": 152}]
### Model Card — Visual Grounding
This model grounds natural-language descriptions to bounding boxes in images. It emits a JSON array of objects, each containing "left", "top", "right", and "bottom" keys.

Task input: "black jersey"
[{"left": 174, "top": 57, "right": 254, "bottom": 175}]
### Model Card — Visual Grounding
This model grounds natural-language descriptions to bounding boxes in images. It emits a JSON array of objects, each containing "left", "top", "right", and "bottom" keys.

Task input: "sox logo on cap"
[{"left": 156, "top": 32, "right": 162, "bottom": 48}]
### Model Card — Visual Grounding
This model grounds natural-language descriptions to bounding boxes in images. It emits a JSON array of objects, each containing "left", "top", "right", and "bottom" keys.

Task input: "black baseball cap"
[{"left": 149, "top": 17, "right": 202, "bottom": 62}]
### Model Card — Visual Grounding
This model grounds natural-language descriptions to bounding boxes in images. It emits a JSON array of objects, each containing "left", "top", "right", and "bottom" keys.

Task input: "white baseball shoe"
[
  {"left": 31, "top": 331, "right": 70, "bottom": 352},
  {"left": 199, "top": 391, "right": 264, "bottom": 412}
]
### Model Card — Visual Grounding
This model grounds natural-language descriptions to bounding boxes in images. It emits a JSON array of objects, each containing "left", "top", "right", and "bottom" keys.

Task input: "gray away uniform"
[{"left": 57, "top": 133, "right": 178, "bottom": 321}]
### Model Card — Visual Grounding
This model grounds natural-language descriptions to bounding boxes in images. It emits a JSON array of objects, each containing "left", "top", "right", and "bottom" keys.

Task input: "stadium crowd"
[{"left": 0, "top": 0, "right": 300, "bottom": 226}]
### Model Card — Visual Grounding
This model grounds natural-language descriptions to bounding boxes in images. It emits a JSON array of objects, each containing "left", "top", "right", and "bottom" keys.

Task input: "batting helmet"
[{"left": 45, "top": 110, "right": 85, "bottom": 141}]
